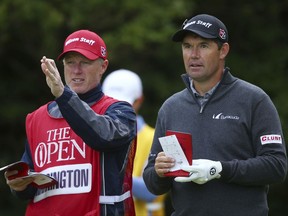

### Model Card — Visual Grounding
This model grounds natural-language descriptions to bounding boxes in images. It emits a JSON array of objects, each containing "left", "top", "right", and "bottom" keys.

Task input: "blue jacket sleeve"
[{"left": 55, "top": 87, "right": 137, "bottom": 151}]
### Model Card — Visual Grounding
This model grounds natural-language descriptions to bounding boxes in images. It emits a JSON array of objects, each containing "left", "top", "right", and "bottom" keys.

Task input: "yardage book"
[
  {"left": 159, "top": 130, "right": 192, "bottom": 177},
  {"left": 0, "top": 161, "right": 57, "bottom": 189}
]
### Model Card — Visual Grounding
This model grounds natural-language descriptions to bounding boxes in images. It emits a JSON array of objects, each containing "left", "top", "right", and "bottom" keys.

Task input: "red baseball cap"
[{"left": 57, "top": 30, "right": 107, "bottom": 60}]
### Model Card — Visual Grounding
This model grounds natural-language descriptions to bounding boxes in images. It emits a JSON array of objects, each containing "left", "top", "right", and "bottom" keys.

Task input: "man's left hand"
[
  {"left": 41, "top": 56, "right": 64, "bottom": 98},
  {"left": 174, "top": 159, "right": 222, "bottom": 184}
]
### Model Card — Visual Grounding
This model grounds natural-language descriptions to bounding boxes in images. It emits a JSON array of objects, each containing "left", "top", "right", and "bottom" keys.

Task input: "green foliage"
[{"left": 1, "top": 0, "right": 288, "bottom": 215}]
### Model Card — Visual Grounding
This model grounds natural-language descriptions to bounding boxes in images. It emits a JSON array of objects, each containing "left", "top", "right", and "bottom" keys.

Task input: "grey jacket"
[{"left": 143, "top": 68, "right": 287, "bottom": 216}]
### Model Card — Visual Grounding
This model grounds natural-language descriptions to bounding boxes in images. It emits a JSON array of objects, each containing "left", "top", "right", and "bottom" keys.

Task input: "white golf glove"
[{"left": 174, "top": 159, "right": 222, "bottom": 184}]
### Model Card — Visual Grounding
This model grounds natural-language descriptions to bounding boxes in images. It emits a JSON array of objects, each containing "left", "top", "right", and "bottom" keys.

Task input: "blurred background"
[{"left": 0, "top": 0, "right": 288, "bottom": 215}]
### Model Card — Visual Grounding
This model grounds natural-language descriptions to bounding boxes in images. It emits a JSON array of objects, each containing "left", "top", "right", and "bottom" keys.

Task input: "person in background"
[
  {"left": 103, "top": 69, "right": 166, "bottom": 216},
  {"left": 4, "top": 30, "right": 137, "bottom": 216},
  {"left": 143, "top": 14, "right": 287, "bottom": 216}
]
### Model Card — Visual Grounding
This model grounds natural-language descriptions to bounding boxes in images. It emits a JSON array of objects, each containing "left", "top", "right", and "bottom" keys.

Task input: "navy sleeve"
[{"left": 55, "top": 87, "right": 137, "bottom": 151}]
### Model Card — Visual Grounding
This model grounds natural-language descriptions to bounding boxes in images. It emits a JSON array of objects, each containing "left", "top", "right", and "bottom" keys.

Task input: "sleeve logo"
[{"left": 260, "top": 134, "right": 282, "bottom": 145}]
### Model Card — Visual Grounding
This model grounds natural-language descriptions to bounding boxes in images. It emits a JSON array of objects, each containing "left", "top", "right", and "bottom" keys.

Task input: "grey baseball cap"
[{"left": 172, "top": 14, "right": 228, "bottom": 43}]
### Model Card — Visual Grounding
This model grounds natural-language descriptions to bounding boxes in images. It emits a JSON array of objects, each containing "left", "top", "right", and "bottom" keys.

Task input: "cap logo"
[
  {"left": 184, "top": 20, "right": 212, "bottom": 30},
  {"left": 101, "top": 46, "right": 106, "bottom": 57},
  {"left": 65, "top": 37, "right": 95, "bottom": 47},
  {"left": 219, "top": 29, "right": 227, "bottom": 40},
  {"left": 65, "top": 37, "right": 79, "bottom": 46}
]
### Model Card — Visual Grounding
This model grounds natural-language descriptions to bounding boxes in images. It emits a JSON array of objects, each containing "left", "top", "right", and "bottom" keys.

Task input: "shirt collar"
[{"left": 189, "top": 78, "right": 219, "bottom": 98}]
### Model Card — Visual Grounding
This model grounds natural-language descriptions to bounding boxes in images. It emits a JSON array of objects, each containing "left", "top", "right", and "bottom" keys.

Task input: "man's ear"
[
  {"left": 100, "top": 59, "right": 109, "bottom": 76},
  {"left": 220, "top": 43, "right": 230, "bottom": 60}
]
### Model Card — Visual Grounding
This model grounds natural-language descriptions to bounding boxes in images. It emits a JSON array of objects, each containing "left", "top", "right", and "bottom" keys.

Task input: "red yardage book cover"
[
  {"left": 164, "top": 130, "right": 192, "bottom": 177},
  {"left": 0, "top": 161, "right": 58, "bottom": 189}
]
